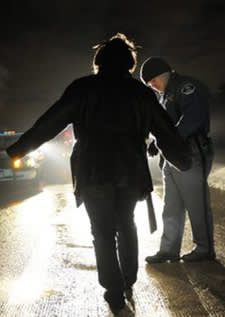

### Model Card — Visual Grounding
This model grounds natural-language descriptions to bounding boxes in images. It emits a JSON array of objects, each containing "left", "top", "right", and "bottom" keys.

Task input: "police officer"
[
  {"left": 6, "top": 38, "right": 191, "bottom": 315},
  {"left": 140, "top": 56, "right": 215, "bottom": 263}
]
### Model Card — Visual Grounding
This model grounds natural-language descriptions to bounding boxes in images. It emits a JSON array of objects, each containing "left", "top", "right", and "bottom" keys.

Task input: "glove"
[{"left": 148, "top": 141, "right": 159, "bottom": 157}]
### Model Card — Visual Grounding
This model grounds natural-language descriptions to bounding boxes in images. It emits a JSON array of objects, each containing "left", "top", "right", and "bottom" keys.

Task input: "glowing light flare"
[
  {"left": 16, "top": 190, "right": 55, "bottom": 229},
  {"left": 8, "top": 192, "right": 56, "bottom": 304},
  {"left": 9, "top": 269, "right": 45, "bottom": 304},
  {"left": 27, "top": 149, "right": 42, "bottom": 160},
  {"left": 135, "top": 192, "right": 163, "bottom": 231},
  {"left": 135, "top": 192, "right": 164, "bottom": 257},
  {"left": 12, "top": 158, "right": 22, "bottom": 169},
  {"left": 39, "top": 142, "right": 59, "bottom": 160},
  {"left": 8, "top": 234, "right": 55, "bottom": 304},
  {"left": 26, "top": 157, "right": 35, "bottom": 167},
  {"left": 66, "top": 204, "right": 92, "bottom": 246},
  {"left": 39, "top": 142, "right": 50, "bottom": 153}
]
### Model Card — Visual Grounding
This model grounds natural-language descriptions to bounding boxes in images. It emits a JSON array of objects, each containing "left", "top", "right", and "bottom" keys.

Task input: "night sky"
[{"left": 0, "top": 0, "right": 225, "bottom": 155}]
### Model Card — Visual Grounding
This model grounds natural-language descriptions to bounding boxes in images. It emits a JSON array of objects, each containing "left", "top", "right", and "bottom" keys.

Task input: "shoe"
[
  {"left": 145, "top": 252, "right": 180, "bottom": 264},
  {"left": 125, "top": 287, "right": 133, "bottom": 301},
  {"left": 104, "top": 290, "right": 125, "bottom": 315},
  {"left": 182, "top": 250, "right": 216, "bottom": 262}
]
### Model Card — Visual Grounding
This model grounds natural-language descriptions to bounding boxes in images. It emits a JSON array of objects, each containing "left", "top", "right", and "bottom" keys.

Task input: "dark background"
[{"left": 0, "top": 0, "right": 224, "bottom": 161}]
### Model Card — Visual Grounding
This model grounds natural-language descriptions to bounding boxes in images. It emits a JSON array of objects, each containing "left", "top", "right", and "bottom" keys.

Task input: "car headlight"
[
  {"left": 26, "top": 158, "right": 36, "bottom": 168},
  {"left": 13, "top": 158, "right": 22, "bottom": 169},
  {"left": 27, "top": 149, "right": 44, "bottom": 161}
]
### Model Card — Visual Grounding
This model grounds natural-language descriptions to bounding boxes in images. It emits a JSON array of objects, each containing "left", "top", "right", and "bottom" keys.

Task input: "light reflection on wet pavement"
[{"left": 0, "top": 184, "right": 225, "bottom": 316}]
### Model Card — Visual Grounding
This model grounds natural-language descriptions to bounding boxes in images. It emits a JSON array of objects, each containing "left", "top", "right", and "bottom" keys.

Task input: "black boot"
[{"left": 104, "top": 290, "right": 125, "bottom": 315}]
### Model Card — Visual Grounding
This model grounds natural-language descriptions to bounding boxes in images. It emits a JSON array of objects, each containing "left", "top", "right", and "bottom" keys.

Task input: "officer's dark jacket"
[
  {"left": 163, "top": 72, "right": 211, "bottom": 139},
  {"left": 7, "top": 72, "right": 191, "bottom": 205}
]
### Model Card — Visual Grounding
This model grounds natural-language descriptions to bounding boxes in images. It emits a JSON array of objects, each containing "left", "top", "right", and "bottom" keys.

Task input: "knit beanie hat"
[{"left": 140, "top": 57, "right": 172, "bottom": 84}]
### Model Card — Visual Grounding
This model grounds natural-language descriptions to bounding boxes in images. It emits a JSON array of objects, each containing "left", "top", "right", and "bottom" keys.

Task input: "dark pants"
[{"left": 82, "top": 185, "right": 138, "bottom": 294}]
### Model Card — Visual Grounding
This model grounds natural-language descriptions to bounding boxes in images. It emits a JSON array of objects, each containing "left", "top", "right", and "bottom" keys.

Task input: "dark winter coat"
[
  {"left": 162, "top": 71, "right": 211, "bottom": 139},
  {"left": 7, "top": 72, "right": 191, "bottom": 205}
]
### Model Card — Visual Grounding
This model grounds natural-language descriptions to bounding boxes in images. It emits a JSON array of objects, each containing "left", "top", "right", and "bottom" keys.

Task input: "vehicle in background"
[
  {"left": 0, "top": 130, "right": 44, "bottom": 190},
  {"left": 0, "top": 125, "right": 75, "bottom": 190}
]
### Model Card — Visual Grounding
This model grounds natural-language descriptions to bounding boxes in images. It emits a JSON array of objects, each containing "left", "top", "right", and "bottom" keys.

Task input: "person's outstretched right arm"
[{"left": 6, "top": 79, "right": 83, "bottom": 160}]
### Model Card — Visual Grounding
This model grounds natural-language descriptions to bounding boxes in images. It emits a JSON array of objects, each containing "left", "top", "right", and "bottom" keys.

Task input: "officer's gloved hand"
[{"left": 148, "top": 141, "right": 159, "bottom": 157}]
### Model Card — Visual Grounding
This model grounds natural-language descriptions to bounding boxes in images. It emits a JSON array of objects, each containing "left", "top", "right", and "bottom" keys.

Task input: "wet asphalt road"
[{"left": 0, "top": 182, "right": 225, "bottom": 317}]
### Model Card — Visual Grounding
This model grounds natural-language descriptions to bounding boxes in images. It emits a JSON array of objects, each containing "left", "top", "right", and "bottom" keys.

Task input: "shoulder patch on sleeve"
[{"left": 181, "top": 83, "right": 196, "bottom": 95}]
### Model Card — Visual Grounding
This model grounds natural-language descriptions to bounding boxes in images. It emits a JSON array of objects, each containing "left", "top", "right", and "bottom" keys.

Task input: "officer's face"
[{"left": 147, "top": 77, "right": 165, "bottom": 92}]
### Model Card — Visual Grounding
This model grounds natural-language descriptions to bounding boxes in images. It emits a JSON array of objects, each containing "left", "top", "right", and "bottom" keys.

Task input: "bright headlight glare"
[
  {"left": 28, "top": 148, "right": 46, "bottom": 160},
  {"left": 39, "top": 143, "right": 50, "bottom": 152},
  {"left": 27, "top": 151, "right": 39, "bottom": 159},
  {"left": 26, "top": 158, "right": 35, "bottom": 167},
  {"left": 13, "top": 159, "right": 22, "bottom": 169},
  {"left": 37, "top": 153, "right": 44, "bottom": 161}
]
